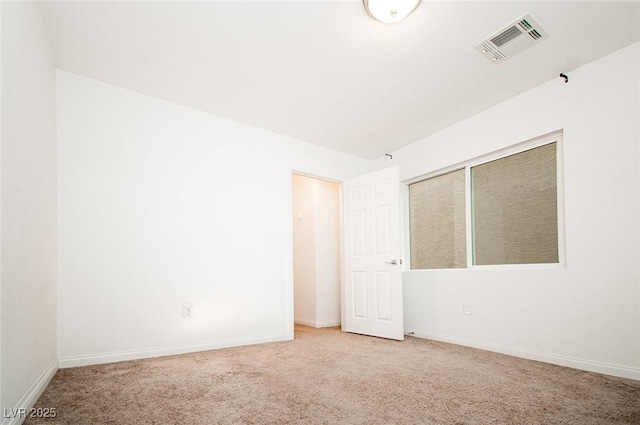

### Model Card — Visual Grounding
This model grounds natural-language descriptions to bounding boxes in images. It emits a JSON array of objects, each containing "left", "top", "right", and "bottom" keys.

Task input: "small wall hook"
[
  {"left": 559, "top": 73, "right": 569, "bottom": 83},
  {"left": 385, "top": 153, "right": 393, "bottom": 160}
]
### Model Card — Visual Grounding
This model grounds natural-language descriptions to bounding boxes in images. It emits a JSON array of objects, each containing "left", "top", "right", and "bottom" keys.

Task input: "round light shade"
[{"left": 363, "top": 0, "right": 422, "bottom": 24}]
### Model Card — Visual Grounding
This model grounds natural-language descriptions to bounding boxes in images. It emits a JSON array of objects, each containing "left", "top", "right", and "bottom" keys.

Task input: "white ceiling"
[{"left": 41, "top": 1, "right": 640, "bottom": 159}]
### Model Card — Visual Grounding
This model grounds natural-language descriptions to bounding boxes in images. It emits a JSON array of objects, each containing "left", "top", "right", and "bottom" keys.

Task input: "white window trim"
[{"left": 403, "top": 130, "right": 566, "bottom": 271}]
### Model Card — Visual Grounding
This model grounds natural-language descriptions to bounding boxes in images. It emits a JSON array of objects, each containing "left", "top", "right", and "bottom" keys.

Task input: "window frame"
[{"left": 403, "top": 130, "right": 566, "bottom": 271}]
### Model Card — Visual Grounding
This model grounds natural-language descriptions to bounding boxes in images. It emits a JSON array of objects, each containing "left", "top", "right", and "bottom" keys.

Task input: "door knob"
[{"left": 385, "top": 259, "right": 398, "bottom": 265}]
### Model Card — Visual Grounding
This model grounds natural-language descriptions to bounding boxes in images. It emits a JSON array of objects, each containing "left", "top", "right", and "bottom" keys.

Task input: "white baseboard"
[
  {"left": 316, "top": 319, "right": 341, "bottom": 328},
  {"left": 294, "top": 318, "right": 341, "bottom": 328},
  {"left": 58, "top": 334, "right": 291, "bottom": 368},
  {"left": 405, "top": 328, "right": 640, "bottom": 381},
  {"left": 294, "top": 317, "right": 317, "bottom": 327},
  {"left": 2, "top": 360, "right": 58, "bottom": 425}
]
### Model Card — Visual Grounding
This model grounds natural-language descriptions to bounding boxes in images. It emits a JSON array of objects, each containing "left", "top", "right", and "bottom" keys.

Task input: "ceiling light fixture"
[{"left": 363, "top": 0, "right": 422, "bottom": 24}]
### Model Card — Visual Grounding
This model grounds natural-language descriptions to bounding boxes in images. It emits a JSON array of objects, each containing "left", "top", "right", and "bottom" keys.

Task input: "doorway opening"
[{"left": 291, "top": 173, "right": 342, "bottom": 331}]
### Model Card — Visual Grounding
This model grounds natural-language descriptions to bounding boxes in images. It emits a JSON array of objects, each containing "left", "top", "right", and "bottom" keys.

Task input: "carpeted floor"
[{"left": 25, "top": 325, "right": 640, "bottom": 424}]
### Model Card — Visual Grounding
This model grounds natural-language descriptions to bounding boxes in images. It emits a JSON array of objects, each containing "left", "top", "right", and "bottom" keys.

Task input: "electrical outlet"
[
  {"left": 183, "top": 303, "right": 193, "bottom": 319},
  {"left": 463, "top": 302, "right": 472, "bottom": 315}
]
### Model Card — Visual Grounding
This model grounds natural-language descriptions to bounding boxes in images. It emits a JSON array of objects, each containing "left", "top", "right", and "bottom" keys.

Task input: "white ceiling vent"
[{"left": 474, "top": 14, "right": 549, "bottom": 64}]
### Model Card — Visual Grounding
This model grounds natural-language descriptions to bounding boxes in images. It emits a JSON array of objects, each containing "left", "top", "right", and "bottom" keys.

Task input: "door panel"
[
  {"left": 375, "top": 271, "right": 393, "bottom": 321},
  {"left": 351, "top": 209, "right": 366, "bottom": 256},
  {"left": 374, "top": 205, "right": 390, "bottom": 254},
  {"left": 353, "top": 272, "right": 367, "bottom": 318},
  {"left": 344, "top": 167, "right": 403, "bottom": 340}
]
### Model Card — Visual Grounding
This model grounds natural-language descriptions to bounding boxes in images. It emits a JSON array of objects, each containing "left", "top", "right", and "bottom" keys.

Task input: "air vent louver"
[
  {"left": 529, "top": 29, "right": 542, "bottom": 40},
  {"left": 491, "top": 26, "right": 521, "bottom": 47},
  {"left": 474, "top": 14, "right": 548, "bottom": 64},
  {"left": 480, "top": 42, "right": 506, "bottom": 61},
  {"left": 518, "top": 19, "right": 532, "bottom": 30}
]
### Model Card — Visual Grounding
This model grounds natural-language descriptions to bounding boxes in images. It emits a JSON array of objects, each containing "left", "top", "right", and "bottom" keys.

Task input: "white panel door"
[{"left": 344, "top": 167, "right": 403, "bottom": 340}]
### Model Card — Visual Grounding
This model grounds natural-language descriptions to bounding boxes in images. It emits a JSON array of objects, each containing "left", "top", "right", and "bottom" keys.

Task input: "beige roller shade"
[
  {"left": 409, "top": 169, "right": 466, "bottom": 269},
  {"left": 472, "top": 142, "right": 558, "bottom": 265}
]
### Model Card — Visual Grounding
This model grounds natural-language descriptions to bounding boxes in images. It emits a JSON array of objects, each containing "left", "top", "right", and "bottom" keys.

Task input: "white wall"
[
  {"left": 292, "top": 174, "right": 317, "bottom": 325},
  {"left": 1, "top": 1, "right": 58, "bottom": 419},
  {"left": 292, "top": 174, "right": 341, "bottom": 328},
  {"left": 313, "top": 178, "right": 341, "bottom": 326},
  {"left": 374, "top": 42, "right": 640, "bottom": 379},
  {"left": 57, "top": 71, "right": 371, "bottom": 366}
]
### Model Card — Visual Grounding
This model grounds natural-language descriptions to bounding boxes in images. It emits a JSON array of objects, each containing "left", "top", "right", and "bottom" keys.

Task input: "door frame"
[{"left": 288, "top": 170, "right": 345, "bottom": 339}]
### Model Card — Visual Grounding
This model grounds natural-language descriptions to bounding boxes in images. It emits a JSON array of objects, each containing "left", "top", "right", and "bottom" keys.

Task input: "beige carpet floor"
[{"left": 26, "top": 325, "right": 640, "bottom": 424}]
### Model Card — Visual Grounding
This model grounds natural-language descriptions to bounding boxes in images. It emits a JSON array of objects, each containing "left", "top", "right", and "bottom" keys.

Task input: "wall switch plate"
[
  {"left": 463, "top": 302, "right": 472, "bottom": 315},
  {"left": 183, "top": 303, "right": 193, "bottom": 319}
]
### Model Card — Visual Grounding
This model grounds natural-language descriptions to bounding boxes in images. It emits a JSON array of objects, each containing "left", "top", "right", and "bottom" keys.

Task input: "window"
[
  {"left": 472, "top": 143, "right": 558, "bottom": 265},
  {"left": 409, "top": 169, "right": 466, "bottom": 269},
  {"left": 408, "top": 134, "right": 561, "bottom": 269}
]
